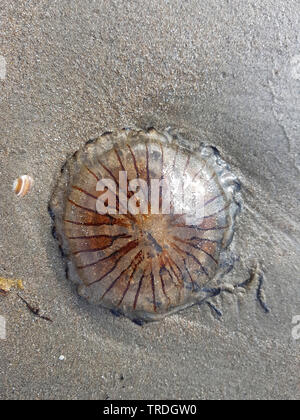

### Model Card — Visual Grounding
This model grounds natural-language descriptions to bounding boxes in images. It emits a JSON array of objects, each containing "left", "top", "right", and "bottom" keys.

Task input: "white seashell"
[{"left": 13, "top": 175, "right": 34, "bottom": 197}]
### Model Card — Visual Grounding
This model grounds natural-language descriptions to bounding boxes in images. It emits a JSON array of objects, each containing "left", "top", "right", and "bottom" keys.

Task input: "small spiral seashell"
[
  {"left": 13, "top": 175, "right": 34, "bottom": 197},
  {"left": 50, "top": 128, "right": 240, "bottom": 322}
]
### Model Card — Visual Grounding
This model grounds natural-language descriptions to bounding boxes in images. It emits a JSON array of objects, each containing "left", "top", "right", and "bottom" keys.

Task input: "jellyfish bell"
[
  {"left": 50, "top": 128, "right": 240, "bottom": 322},
  {"left": 13, "top": 175, "right": 34, "bottom": 197}
]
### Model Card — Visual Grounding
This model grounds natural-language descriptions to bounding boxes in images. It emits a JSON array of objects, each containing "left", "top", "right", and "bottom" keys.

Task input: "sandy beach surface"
[{"left": 0, "top": 0, "right": 299, "bottom": 400}]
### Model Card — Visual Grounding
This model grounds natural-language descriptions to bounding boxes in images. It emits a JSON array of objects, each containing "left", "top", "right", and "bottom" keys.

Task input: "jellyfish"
[{"left": 49, "top": 128, "right": 240, "bottom": 322}]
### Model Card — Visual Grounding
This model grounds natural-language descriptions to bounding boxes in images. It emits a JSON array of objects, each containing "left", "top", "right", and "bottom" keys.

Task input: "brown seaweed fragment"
[{"left": 17, "top": 294, "right": 53, "bottom": 322}]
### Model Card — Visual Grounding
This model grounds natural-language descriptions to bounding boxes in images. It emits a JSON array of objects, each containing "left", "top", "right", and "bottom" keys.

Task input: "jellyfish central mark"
[
  {"left": 131, "top": 213, "right": 171, "bottom": 258},
  {"left": 146, "top": 232, "right": 163, "bottom": 254}
]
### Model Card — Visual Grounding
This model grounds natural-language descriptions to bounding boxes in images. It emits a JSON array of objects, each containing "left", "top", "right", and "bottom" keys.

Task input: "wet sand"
[{"left": 0, "top": 0, "right": 299, "bottom": 400}]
